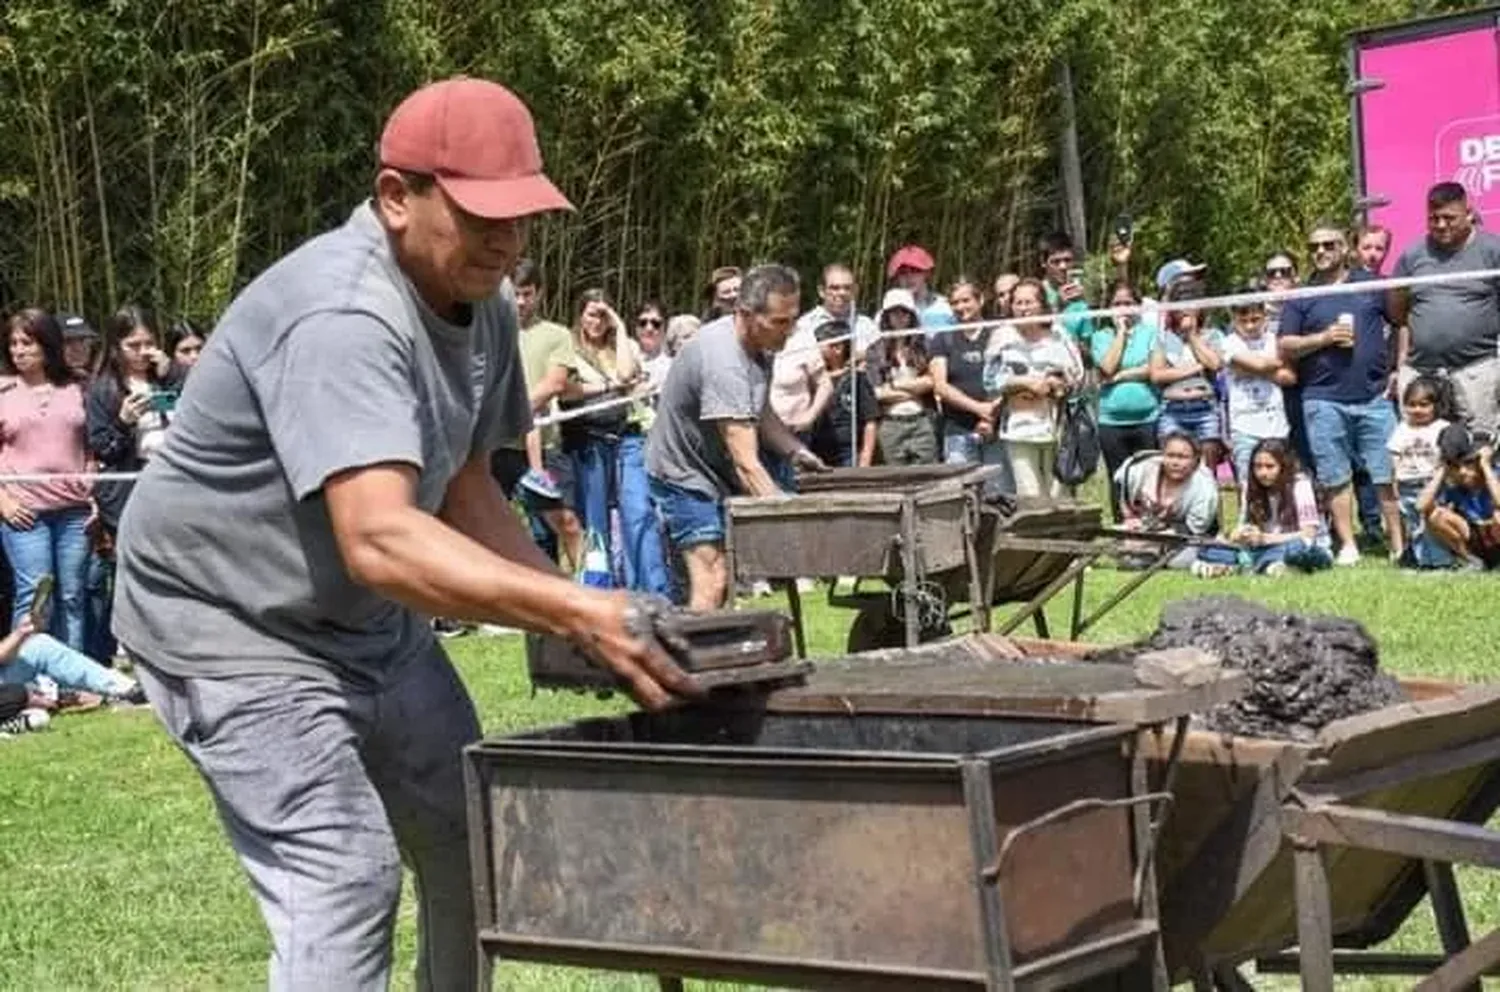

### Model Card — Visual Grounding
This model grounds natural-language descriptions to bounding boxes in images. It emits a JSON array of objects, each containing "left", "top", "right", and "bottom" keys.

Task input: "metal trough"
[
  {"left": 725, "top": 465, "right": 996, "bottom": 653},
  {"left": 467, "top": 643, "right": 1245, "bottom": 991}
]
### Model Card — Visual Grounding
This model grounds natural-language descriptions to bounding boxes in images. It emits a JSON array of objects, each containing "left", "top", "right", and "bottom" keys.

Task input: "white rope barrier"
[{"left": 3, "top": 264, "right": 1497, "bottom": 485}]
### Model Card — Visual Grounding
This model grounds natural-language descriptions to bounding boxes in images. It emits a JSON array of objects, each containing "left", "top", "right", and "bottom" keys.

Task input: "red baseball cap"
[
  {"left": 886, "top": 244, "right": 936, "bottom": 279},
  {"left": 379, "top": 77, "right": 573, "bottom": 220}
]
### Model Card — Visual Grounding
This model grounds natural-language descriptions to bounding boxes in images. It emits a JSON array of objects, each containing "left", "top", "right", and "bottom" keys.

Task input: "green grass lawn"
[{"left": 1, "top": 562, "right": 1498, "bottom": 990}]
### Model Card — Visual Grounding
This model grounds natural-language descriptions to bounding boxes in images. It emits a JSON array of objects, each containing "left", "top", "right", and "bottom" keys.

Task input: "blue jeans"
[
  {"left": 571, "top": 433, "right": 671, "bottom": 596},
  {"left": 0, "top": 632, "right": 132, "bottom": 695},
  {"left": 1198, "top": 537, "right": 1333, "bottom": 573},
  {"left": 85, "top": 548, "right": 116, "bottom": 664},
  {"left": 649, "top": 477, "right": 725, "bottom": 549},
  {"left": 1, "top": 506, "right": 91, "bottom": 651},
  {"left": 1303, "top": 396, "right": 1396, "bottom": 489},
  {"left": 942, "top": 427, "right": 1014, "bottom": 497},
  {"left": 1158, "top": 398, "right": 1222, "bottom": 444}
]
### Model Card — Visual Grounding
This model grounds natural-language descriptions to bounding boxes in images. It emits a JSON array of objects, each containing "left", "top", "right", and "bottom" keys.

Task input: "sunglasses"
[
  {"left": 637, "top": 317, "right": 663, "bottom": 328},
  {"left": 1265, "top": 266, "right": 1295, "bottom": 278},
  {"left": 1308, "top": 239, "right": 1341, "bottom": 252}
]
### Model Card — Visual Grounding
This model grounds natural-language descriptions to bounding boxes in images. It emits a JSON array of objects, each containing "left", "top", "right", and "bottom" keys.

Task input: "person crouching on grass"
[
  {"left": 1413, "top": 423, "right": 1500, "bottom": 570},
  {"left": 808, "top": 319, "right": 879, "bottom": 468}
]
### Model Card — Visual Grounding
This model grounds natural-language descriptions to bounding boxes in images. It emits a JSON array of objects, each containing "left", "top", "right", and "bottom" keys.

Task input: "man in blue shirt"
[{"left": 1279, "top": 221, "right": 1401, "bottom": 566}]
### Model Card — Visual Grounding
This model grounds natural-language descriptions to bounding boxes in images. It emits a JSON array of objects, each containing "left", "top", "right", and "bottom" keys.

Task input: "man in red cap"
[
  {"left": 113, "top": 77, "right": 699, "bottom": 991},
  {"left": 886, "top": 244, "right": 955, "bottom": 331}
]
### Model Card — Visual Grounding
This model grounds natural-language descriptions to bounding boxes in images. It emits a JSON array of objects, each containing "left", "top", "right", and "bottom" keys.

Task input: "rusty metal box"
[
  {"left": 725, "top": 466, "right": 988, "bottom": 582},
  {"left": 525, "top": 608, "right": 809, "bottom": 694},
  {"left": 465, "top": 705, "right": 1155, "bottom": 989}
]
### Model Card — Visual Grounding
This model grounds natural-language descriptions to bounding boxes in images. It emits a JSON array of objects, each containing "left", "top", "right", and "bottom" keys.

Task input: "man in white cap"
[{"left": 114, "top": 77, "right": 699, "bottom": 991}]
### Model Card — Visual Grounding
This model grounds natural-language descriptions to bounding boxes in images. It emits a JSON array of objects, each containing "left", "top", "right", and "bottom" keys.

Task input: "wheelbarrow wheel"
[{"left": 846, "top": 597, "right": 950, "bottom": 653}]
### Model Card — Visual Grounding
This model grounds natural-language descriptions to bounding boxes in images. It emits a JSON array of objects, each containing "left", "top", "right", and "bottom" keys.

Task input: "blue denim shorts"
[
  {"left": 1157, "top": 398, "right": 1222, "bottom": 444},
  {"left": 648, "top": 477, "right": 724, "bottom": 549},
  {"left": 1303, "top": 397, "right": 1395, "bottom": 489}
]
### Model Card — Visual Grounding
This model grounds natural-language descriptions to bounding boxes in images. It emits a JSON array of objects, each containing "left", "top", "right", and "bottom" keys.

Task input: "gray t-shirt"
[
  {"left": 1393, "top": 230, "right": 1500, "bottom": 370},
  {"left": 113, "top": 202, "right": 531, "bottom": 686},
  {"left": 646, "top": 316, "right": 770, "bottom": 497}
]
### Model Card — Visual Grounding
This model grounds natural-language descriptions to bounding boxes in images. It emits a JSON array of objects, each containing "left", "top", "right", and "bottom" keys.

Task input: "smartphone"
[
  {"left": 148, "top": 389, "right": 178, "bottom": 414},
  {"left": 1114, "top": 213, "right": 1134, "bottom": 246},
  {"left": 29, "top": 573, "right": 54, "bottom": 632}
]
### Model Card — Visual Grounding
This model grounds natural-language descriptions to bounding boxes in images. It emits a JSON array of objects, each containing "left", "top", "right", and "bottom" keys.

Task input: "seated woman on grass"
[
  {"left": 1412, "top": 423, "right": 1500, "bottom": 571},
  {"left": 1115, "top": 432, "right": 1219, "bottom": 570},
  {"left": 0, "top": 613, "right": 143, "bottom": 708},
  {"left": 1196, "top": 438, "right": 1332, "bottom": 577}
]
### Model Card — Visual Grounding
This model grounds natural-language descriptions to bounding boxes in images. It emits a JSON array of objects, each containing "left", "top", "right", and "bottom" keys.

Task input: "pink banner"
[{"left": 1358, "top": 23, "right": 1500, "bottom": 255}]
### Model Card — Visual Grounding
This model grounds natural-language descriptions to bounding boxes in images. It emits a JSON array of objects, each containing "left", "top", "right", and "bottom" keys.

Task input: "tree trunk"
[{"left": 1055, "top": 58, "right": 1087, "bottom": 251}]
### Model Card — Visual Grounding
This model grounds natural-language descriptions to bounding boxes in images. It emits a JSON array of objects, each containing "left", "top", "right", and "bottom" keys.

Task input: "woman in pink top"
[{"left": 0, "top": 310, "right": 93, "bottom": 649}]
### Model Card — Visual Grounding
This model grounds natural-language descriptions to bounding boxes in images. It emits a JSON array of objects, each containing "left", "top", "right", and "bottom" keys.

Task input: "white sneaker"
[
  {"left": 1263, "top": 561, "right": 1288, "bottom": 577},
  {"left": 0, "top": 708, "right": 50, "bottom": 736},
  {"left": 477, "top": 624, "right": 521, "bottom": 637},
  {"left": 1335, "top": 546, "right": 1360, "bottom": 567}
]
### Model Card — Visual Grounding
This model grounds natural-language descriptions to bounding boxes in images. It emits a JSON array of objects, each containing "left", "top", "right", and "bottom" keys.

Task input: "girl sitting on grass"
[
  {"left": 0, "top": 613, "right": 144, "bottom": 710},
  {"left": 1414, "top": 423, "right": 1500, "bottom": 571},
  {"left": 1196, "top": 438, "right": 1331, "bottom": 576}
]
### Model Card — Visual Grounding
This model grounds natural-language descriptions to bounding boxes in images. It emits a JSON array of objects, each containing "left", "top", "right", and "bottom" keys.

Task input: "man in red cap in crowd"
[
  {"left": 113, "top": 77, "right": 699, "bottom": 990},
  {"left": 886, "top": 243, "right": 955, "bottom": 332}
]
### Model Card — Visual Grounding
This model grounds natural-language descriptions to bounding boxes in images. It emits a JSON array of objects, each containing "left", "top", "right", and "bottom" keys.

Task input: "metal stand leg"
[
  {"left": 1425, "top": 860, "right": 1479, "bottom": 992},
  {"left": 899, "top": 501, "right": 920, "bottom": 648},
  {"left": 1069, "top": 565, "right": 1087, "bottom": 640},
  {"left": 965, "top": 505, "right": 990, "bottom": 634},
  {"left": 783, "top": 579, "right": 808, "bottom": 659},
  {"left": 1294, "top": 843, "right": 1335, "bottom": 992}
]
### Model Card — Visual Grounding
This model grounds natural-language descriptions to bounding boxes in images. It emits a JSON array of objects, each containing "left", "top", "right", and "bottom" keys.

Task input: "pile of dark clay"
[{"left": 1102, "top": 596, "right": 1407, "bottom": 741}]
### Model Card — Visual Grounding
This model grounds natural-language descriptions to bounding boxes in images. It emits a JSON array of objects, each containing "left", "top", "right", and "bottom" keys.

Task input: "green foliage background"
[{"left": 0, "top": 0, "right": 1480, "bottom": 322}]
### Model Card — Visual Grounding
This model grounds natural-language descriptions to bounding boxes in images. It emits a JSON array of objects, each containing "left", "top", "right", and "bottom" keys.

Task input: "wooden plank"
[
  {"left": 1313, "top": 683, "right": 1500, "bottom": 780},
  {"left": 1283, "top": 804, "right": 1500, "bottom": 869},
  {"left": 1294, "top": 844, "right": 1336, "bottom": 992},
  {"left": 1297, "top": 732, "right": 1500, "bottom": 803},
  {"left": 1415, "top": 925, "right": 1500, "bottom": 992}
]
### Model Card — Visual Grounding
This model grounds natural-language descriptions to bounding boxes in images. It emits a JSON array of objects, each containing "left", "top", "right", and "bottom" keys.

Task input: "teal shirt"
[{"left": 1090, "top": 323, "right": 1160, "bottom": 426}]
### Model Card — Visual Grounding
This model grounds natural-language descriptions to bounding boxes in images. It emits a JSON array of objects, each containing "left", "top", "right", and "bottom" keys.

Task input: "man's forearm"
[
  {"left": 734, "top": 459, "right": 783, "bottom": 497},
  {"left": 758, "top": 408, "right": 806, "bottom": 458},
  {"left": 348, "top": 503, "right": 588, "bottom": 635},
  {"left": 1279, "top": 332, "right": 1332, "bottom": 359},
  {"left": 440, "top": 456, "right": 563, "bottom": 577}
]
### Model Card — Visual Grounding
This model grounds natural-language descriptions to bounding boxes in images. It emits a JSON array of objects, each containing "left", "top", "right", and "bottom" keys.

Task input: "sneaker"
[
  {"left": 1262, "top": 561, "right": 1288, "bottom": 577},
  {"left": 1335, "top": 545, "right": 1361, "bottom": 568},
  {"left": 0, "top": 708, "right": 50, "bottom": 736},
  {"left": 476, "top": 623, "right": 521, "bottom": 637},
  {"left": 108, "top": 682, "right": 149, "bottom": 708},
  {"left": 432, "top": 618, "right": 471, "bottom": 638},
  {"left": 517, "top": 468, "right": 562, "bottom": 502}
]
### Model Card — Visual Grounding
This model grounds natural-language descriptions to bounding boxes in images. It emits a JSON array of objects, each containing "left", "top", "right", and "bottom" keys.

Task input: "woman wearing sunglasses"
[{"left": 633, "top": 301, "right": 672, "bottom": 393}]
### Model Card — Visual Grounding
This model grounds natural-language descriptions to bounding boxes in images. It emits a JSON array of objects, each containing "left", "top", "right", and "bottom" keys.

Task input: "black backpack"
[{"left": 1053, "top": 394, "right": 1100, "bottom": 486}]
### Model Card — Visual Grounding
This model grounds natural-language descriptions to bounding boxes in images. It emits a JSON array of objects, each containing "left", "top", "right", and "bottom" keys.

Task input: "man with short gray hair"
[{"left": 648, "top": 264, "right": 828, "bottom": 608}]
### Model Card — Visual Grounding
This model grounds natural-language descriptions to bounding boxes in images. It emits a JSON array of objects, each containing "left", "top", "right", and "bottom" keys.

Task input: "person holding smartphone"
[{"left": 84, "top": 306, "right": 184, "bottom": 663}]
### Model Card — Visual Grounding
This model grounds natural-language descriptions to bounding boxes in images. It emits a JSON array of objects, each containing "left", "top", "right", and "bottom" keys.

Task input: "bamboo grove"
[{"left": 0, "top": 0, "right": 1471, "bottom": 323}]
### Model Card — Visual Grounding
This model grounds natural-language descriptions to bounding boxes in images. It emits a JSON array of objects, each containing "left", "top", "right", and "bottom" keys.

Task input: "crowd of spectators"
[
  {"left": 0, "top": 307, "right": 204, "bottom": 732},
  {"left": 5, "top": 178, "right": 1500, "bottom": 730}
]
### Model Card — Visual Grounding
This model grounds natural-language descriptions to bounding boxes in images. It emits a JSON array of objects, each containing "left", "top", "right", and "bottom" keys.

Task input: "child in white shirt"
[
  {"left": 1389, "top": 375, "right": 1452, "bottom": 565},
  {"left": 1221, "top": 297, "right": 1295, "bottom": 484}
]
